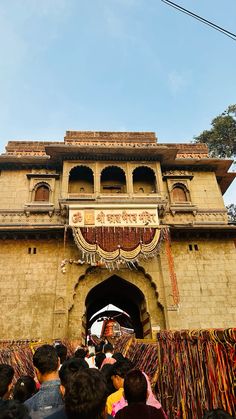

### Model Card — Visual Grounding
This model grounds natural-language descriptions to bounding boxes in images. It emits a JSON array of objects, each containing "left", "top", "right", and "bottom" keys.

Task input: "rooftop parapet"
[{"left": 64, "top": 130, "right": 157, "bottom": 144}]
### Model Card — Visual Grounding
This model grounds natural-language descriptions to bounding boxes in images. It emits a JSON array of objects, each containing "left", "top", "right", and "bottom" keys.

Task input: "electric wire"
[{"left": 161, "top": 0, "right": 236, "bottom": 41}]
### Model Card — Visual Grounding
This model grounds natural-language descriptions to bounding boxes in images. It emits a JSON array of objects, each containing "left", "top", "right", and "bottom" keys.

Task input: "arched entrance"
[
  {"left": 86, "top": 275, "right": 144, "bottom": 338},
  {"left": 67, "top": 266, "right": 165, "bottom": 342}
]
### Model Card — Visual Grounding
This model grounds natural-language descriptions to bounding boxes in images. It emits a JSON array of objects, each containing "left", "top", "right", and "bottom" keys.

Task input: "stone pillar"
[
  {"left": 61, "top": 162, "right": 70, "bottom": 198},
  {"left": 94, "top": 162, "right": 100, "bottom": 196},
  {"left": 126, "top": 162, "right": 133, "bottom": 196},
  {"left": 140, "top": 301, "right": 152, "bottom": 338}
]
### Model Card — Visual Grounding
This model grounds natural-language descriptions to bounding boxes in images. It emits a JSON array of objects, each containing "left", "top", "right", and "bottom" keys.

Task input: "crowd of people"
[{"left": 0, "top": 342, "right": 234, "bottom": 419}]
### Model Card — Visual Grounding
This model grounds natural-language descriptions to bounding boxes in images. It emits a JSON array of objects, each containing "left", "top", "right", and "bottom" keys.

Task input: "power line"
[{"left": 161, "top": 0, "right": 236, "bottom": 41}]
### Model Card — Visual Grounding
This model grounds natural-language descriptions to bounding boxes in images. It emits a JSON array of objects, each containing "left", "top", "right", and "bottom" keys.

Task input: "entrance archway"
[
  {"left": 67, "top": 267, "right": 165, "bottom": 342},
  {"left": 86, "top": 275, "right": 144, "bottom": 338}
]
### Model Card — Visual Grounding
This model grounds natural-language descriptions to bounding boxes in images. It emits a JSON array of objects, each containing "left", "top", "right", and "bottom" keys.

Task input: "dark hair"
[
  {"left": 59, "top": 357, "right": 89, "bottom": 386},
  {"left": 203, "top": 409, "right": 234, "bottom": 419},
  {"left": 111, "top": 359, "right": 133, "bottom": 379},
  {"left": 95, "top": 353, "right": 106, "bottom": 369},
  {"left": 0, "top": 400, "right": 31, "bottom": 419},
  {"left": 95, "top": 343, "right": 104, "bottom": 354},
  {"left": 112, "top": 352, "right": 125, "bottom": 362},
  {"left": 103, "top": 343, "right": 113, "bottom": 354},
  {"left": 124, "top": 369, "right": 147, "bottom": 404},
  {"left": 55, "top": 344, "right": 67, "bottom": 364},
  {"left": 95, "top": 341, "right": 105, "bottom": 353},
  {"left": 0, "top": 364, "right": 14, "bottom": 398},
  {"left": 100, "top": 364, "right": 116, "bottom": 396},
  {"left": 33, "top": 344, "right": 58, "bottom": 375},
  {"left": 13, "top": 376, "right": 37, "bottom": 403},
  {"left": 65, "top": 369, "right": 108, "bottom": 419},
  {"left": 74, "top": 348, "right": 87, "bottom": 359}
]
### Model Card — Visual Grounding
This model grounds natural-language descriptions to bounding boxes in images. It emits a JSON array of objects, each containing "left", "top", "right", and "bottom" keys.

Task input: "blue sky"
[{"left": 0, "top": 0, "right": 235, "bottom": 203}]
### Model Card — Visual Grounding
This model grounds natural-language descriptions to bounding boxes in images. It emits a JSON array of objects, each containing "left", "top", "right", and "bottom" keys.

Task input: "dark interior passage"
[{"left": 85, "top": 275, "right": 145, "bottom": 338}]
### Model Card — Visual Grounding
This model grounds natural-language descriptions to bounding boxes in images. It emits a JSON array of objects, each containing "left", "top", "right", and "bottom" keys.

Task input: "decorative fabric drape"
[{"left": 72, "top": 226, "right": 163, "bottom": 266}]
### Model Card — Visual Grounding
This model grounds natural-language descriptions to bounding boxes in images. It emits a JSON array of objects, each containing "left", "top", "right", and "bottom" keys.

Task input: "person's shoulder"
[
  {"left": 108, "top": 387, "right": 123, "bottom": 401},
  {"left": 24, "top": 390, "right": 39, "bottom": 407},
  {"left": 120, "top": 403, "right": 166, "bottom": 419},
  {"left": 0, "top": 399, "right": 6, "bottom": 408},
  {"left": 147, "top": 405, "right": 167, "bottom": 418},
  {"left": 45, "top": 407, "right": 66, "bottom": 419}
]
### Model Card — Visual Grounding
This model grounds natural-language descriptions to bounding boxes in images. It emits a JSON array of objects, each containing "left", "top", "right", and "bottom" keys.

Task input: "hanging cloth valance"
[{"left": 72, "top": 226, "right": 163, "bottom": 267}]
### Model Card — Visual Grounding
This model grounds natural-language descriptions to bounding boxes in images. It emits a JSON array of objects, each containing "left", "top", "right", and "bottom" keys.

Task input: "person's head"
[
  {"left": 55, "top": 344, "right": 67, "bottom": 365},
  {"left": 12, "top": 376, "right": 37, "bottom": 403},
  {"left": 124, "top": 369, "right": 147, "bottom": 404},
  {"left": 111, "top": 359, "right": 133, "bottom": 390},
  {"left": 74, "top": 348, "right": 87, "bottom": 359},
  {"left": 59, "top": 357, "right": 89, "bottom": 398},
  {"left": 95, "top": 343, "right": 103, "bottom": 354},
  {"left": 64, "top": 369, "right": 108, "bottom": 419},
  {"left": 33, "top": 344, "right": 59, "bottom": 382},
  {"left": 0, "top": 400, "right": 31, "bottom": 419},
  {"left": 0, "top": 364, "right": 14, "bottom": 399},
  {"left": 112, "top": 352, "right": 125, "bottom": 362},
  {"left": 100, "top": 364, "right": 116, "bottom": 396},
  {"left": 103, "top": 343, "right": 113, "bottom": 354},
  {"left": 203, "top": 409, "right": 234, "bottom": 419},
  {"left": 95, "top": 353, "right": 106, "bottom": 369}
]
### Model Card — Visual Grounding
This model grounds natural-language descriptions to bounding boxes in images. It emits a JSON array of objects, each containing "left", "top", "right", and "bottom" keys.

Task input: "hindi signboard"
[{"left": 69, "top": 205, "right": 159, "bottom": 228}]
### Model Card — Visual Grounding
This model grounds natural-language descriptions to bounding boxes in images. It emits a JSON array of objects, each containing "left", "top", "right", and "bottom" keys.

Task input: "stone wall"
[
  {"left": 0, "top": 136, "right": 235, "bottom": 340},
  {"left": 0, "top": 234, "right": 235, "bottom": 340},
  {"left": 0, "top": 238, "right": 64, "bottom": 339},
  {"left": 168, "top": 238, "right": 236, "bottom": 329}
]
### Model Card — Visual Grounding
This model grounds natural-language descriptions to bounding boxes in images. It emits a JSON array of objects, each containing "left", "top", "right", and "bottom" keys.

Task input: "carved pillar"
[
  {"left": 126, "top": 162, "right": 133, "bottom": 196},
  {"left": 61, "top": 162, "right": 70, "bottom": 198},
  {"left": 94, "top": 162, "right": 100, "bottom": 196},
  {"left": 140, "top": 301, "right": 152, "bottom": 339},
  {"left": 52, "top": 297, "right": 68, "bottom": 339}
]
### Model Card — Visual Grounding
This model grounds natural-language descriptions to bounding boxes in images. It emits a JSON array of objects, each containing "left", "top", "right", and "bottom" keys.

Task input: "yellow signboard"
[{"left": 69, "top": 205, "right": 159, "bottom": 227}]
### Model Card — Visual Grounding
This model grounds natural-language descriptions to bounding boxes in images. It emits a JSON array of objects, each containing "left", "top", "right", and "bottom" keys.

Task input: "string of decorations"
[
  {"left": 164, "top": 228, "right": 180, "bottom": 306},
  {"left": 114, "top": 329, "right": 236, "bottom": 419},
  {"left": 0, "top": 340, "right": 41, "bottom": 384}
]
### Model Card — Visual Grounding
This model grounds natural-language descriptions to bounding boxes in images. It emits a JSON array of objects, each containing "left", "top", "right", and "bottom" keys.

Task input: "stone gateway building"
[{"left": 0, "top": 131, "right": 235, "bottom": 342}]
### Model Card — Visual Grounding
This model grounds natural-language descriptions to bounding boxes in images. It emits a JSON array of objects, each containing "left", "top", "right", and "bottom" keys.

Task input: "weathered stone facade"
[{"left": 0, "top": 131, "right": 235, "bottom": 341}]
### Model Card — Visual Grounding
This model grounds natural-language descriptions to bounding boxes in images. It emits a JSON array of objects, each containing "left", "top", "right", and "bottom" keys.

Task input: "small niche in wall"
[
  {"left": 188, "top": 244, "right": 199, "bottom": 252},
  {"left": 28, "top": 247, "right": 37, "bottom": 254}
]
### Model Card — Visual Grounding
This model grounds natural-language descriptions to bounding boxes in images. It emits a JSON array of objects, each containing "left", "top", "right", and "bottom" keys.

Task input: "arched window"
[
  {"left": 35, "top": 184, "right": 50, "bottom": 202},
  {"left": 69, "top": 166, "right": 94, "bottom": 194},
  {"left": 172, "top": 185, "right": 188, "bottom": 202},
  {"left": 101, "top": 166, "right": 126, "bottom": 193},
  {"left": 133, "top": 166, "right": 157, "bottom": 193}
]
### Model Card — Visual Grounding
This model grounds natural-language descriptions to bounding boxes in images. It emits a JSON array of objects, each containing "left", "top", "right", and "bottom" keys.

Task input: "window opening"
[
  {"left": 69, "top": 166, "right": 94, "bottom": 194},
  {"left": 189, "top": 244, "right": 193, "bottom": 251},
  {"left": 172, "top": 186, "right": 187, "bottom": 202},
  {"left": 35, "top": 185, "right": 50, "bottom": 202},
  {"left": 194, "top": 244, "right": 199, "bottom": 251},
  {"left": 101, "top": 166, "right": 126, "bottom": 194},
  {"left": 133, "top": 167, "right": 156, "bottom": 194}
]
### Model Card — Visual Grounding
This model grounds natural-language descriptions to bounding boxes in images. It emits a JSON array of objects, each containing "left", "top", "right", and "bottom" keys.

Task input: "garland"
[
  {"left": 69, "top": 226, "right": 164, "bottom": 270},
  {"left": 114, "top": 329, "right": 236, "bottom": 419},
  {"left": 0, "top": 340, "right": 41, "bottom": 384},
  {"left": 164, "top": 228, "right": 180, "bottom": 306}
]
